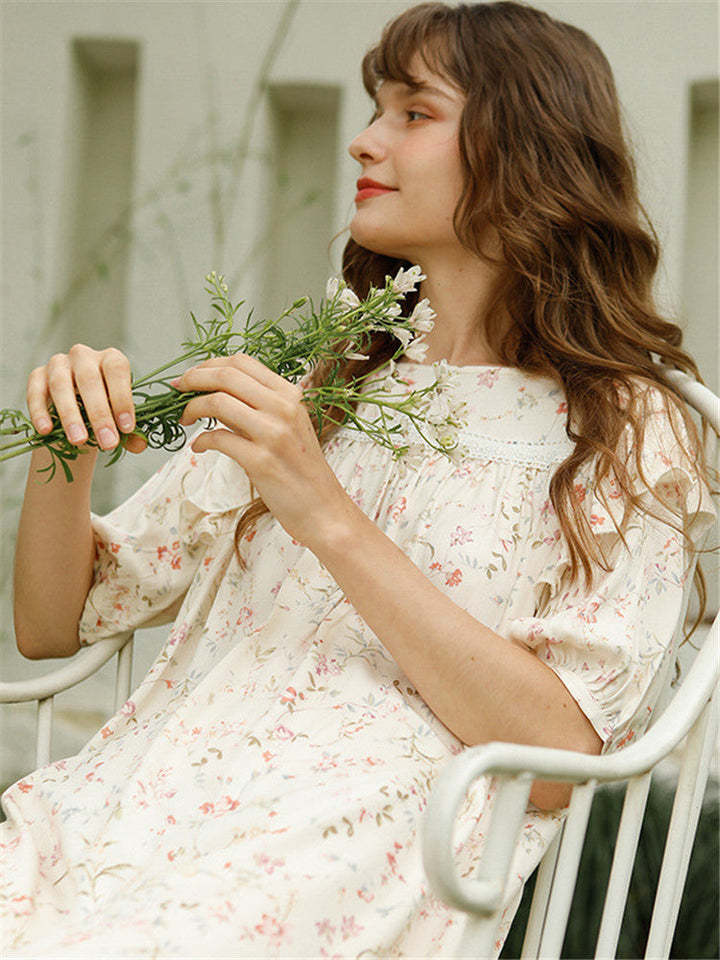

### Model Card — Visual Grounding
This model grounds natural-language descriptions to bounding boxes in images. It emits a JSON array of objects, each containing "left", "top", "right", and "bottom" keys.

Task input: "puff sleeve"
[
  {"left": 78, "top": 444, "right": 252, "bottom": 646},
  {"left": 506, "top": 388, "right": 715, "bottom": 753}
]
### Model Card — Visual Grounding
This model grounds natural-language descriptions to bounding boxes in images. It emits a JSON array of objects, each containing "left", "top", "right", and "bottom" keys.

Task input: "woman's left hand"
[{"left": 175, "top": 353, "right": 351, "bottom": 547}]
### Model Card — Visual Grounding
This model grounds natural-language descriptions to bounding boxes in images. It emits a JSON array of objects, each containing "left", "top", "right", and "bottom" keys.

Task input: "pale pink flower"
[
  {"left": 341, "top": 914, "right": 364, "bottom": 940},
  {"left": 10, "top": 895, "right": 34, "bottom": 917},
  {"left": 315, "top": 918, "right": 336, "bottom": 940},
  {"left": 450, "top": 525, "right": 473, "bottom": 546}
]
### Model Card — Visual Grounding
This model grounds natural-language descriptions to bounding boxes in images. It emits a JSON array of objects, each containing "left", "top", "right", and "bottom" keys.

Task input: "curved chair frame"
[
  {"left": 423, "top": 366, "right": 719, "bottom": 959},
  {"left": 0, "top": 632, "right": 135, "bottom": 770}
]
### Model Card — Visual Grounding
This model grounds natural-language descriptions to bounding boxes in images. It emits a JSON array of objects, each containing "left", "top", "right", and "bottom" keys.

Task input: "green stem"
[
  {"left": 130, "top": 327, "right": 242, "bottom": 389},
  {"left": 0, "top": 440, "right": 44, "bottom": 462},
  {"left": 0, "top": 435, "right": 35, "bottom": 452},
  {"left": 0, "top": 448, "right": 28, "bottom": 463}
]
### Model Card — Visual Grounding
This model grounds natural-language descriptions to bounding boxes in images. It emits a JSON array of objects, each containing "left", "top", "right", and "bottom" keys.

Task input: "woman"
[{"left": 2, "top": 2, "right": 715, "bottom": 957}]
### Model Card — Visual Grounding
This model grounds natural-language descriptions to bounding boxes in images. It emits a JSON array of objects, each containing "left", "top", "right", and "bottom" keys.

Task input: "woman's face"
[{"left": 348, "top": 58, "right": 466, "bottom": 266}]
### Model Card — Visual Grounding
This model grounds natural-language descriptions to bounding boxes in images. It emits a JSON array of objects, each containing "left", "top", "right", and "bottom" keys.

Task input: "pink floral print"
[{"left": 1, "top": 364, "right": 713, "bottom": 959}]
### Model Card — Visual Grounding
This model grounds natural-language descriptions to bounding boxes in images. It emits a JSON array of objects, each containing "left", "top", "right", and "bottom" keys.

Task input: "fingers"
[
  {"left": 190, "top": 426, "right": 252, "bottom": 461},
  {"left": 27, "top": 345, "right": 136, "bottom": 451},
  {"left": 101, "top": 349, "right": 135, "bottom": 435},
  {"left": 176, "top": 363, "right": 269, "bottom": 414},
  {"left": 180, "top": 353, "right": 300, "bottom": 399},
  {"left": 123, "top": 434, "right": 148, "bottom": 455},
  {"left": 179, "top": 390, "right": 255, "bottom": 441},
  {"left": 176, "top": 354, "right": 305, "bottom": 442},
  {"left": 26, "top": 366, "right": 55, "bottom": 436}
]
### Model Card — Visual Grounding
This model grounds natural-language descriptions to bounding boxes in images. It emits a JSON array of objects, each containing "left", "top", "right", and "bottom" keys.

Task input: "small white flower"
[
  {"left": 432, "top": 359, "right": 453, "bottom": 387},
  {"left": 427, "top": 423, "right": 460, "bottom": 452},
  {"left": 339, "top": 288, "right": 361, "bottom": 309},
  {"left": 390, "top": 264, "right": 426, "bottom": 294},
  {"left": 395, "top": 440, "right": 427, "bottom": 477},
  {"left": 404, "top": 336, "right": 429, "bottom": 363},
  {"left": 326, "top": 277, "right": 360, "bottom": 307},
  {"left": 421, "top": 392, "right": 454, "bottom": 425},
  {"left": 405, "top": 441, "right": 426, "bottom": 464},
  {"left": 440, "top": 437, "right": 466, "bottom": 465},
  {"left": 390, "top": 327, "right": 413, "bottom": 350},
  {"left": 409, "top": 298, "right": 436, "bottom": 333}
]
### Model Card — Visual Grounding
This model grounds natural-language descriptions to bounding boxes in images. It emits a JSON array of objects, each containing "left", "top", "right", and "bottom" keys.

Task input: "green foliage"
[
  {"left": 0, "top": 269, "right": 466, "bottom": 479},
  {"left": 501, "top": 779, "right": 719, "bottom": 959}
]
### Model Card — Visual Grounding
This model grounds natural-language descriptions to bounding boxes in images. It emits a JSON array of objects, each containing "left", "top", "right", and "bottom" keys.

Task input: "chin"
[{"left": 349, "top": 223, "right": 409, "bottom": 261}]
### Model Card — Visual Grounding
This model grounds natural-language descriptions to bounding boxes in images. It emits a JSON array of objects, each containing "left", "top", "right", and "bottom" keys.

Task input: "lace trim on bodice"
[{"left": 460, "top": 431, "right": 574, "bottom": 468}]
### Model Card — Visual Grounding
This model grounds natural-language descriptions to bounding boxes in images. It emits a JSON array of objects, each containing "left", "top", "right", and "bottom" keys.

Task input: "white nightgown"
[{"left": 1, "top": 362, "right": 713, "bottom": 959}]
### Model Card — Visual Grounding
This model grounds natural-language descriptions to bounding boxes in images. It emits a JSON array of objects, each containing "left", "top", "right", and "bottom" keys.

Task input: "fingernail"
[
  {"left": 97, "top": 427, "right": 117, "bottom": 449},
  {"left": 118, "top": 413, "right": 134, "bottom": 432},
  {"left": 68, "top": 424, "right": 86, "bottom": 443},
  {"left": 36, "top": 417, "right": 52, "bottom": 434},
  {"left": 169, "top": 377, "right": 181, "bottom": 388}
]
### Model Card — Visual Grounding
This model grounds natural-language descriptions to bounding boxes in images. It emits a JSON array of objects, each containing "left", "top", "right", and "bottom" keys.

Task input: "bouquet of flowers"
[{"left": 0, "top": 267, "right": 466, "bottom": 481}]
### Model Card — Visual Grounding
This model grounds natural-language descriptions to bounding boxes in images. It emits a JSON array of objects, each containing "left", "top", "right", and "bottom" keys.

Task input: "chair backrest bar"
[
  {"left": 534, "top": 780, "right": 596, "bottom": 959},
  {"left": 594, "top": 772, "right": 653, "bottom": 958},
  {"left": 520, "top": 828, "right": 562, "bottom": 959},
  {"left": 34, "top": 698, "right": 54, "bottom": 769},
  {"left": 645, "top": 687, "right": 719, "bottom": 958},
  {"left": 9, "top": 634, "right": 138, "bottom": 774}
]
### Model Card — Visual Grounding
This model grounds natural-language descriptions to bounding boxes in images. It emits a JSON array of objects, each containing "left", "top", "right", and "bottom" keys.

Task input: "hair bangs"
[{"left": 360, "top": 2, "right": 462, "bottom": 97}]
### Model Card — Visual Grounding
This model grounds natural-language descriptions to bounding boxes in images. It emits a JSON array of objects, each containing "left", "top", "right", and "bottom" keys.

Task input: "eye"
[{"left": 407, "top": 109, "right": 430, "bottom": 122}]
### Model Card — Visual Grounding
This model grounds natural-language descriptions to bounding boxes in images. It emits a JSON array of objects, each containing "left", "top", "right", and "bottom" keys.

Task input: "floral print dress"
[{"left": 1, "top": 362, "right": 714, "bottom": 959}]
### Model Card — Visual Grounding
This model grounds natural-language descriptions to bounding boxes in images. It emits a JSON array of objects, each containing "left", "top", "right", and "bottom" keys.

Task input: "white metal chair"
[
  {"left": 1, "top": 367, "right": 717, "bottom": 959},
  {"left": 423, "top": 366, "right": 719, "bottom": 960},
  {"left": 0, "top": 631, "right": 136, "bottom": 771}
]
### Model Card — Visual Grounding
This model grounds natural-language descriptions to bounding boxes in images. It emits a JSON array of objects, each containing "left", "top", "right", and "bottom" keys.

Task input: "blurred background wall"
[{"left": 1, "top": 0, "right": 717, "bottom": 730}]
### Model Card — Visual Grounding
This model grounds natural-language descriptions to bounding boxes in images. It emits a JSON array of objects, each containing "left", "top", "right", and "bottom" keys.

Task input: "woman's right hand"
[{"left": 27, "top": 344, "right": 146, "bottom": 454}]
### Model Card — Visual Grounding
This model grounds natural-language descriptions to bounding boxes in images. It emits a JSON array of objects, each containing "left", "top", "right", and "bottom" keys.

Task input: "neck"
[{"left": 416, "top": 252, "right": 506, "bottom": 366}]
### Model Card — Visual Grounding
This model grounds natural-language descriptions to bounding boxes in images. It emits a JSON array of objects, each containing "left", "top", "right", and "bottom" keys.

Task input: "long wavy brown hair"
[{"left": 238, "top": 1, "right": 714, "bottom": 630}]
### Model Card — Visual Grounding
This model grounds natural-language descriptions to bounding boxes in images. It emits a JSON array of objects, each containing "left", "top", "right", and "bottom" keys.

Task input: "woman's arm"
[
  {"left": 177, "top": 354, "right": 602, "bottom": 809},
  {"left": 14, "top": 448, "right": 97, "bottom": 659},
  {"left": 304, "top": 503, "right": 602, "bottom": 809},
  {"left": 13, "top": 346, "right": 143, "bottom": 659}
]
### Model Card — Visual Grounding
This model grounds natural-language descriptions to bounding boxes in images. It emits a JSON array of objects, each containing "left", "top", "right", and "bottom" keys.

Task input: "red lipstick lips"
[{"left": 355, "top": 177, "right": 397, "bottom": 203}]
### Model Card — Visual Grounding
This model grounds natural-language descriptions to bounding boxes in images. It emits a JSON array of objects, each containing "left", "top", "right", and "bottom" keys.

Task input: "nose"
[{"left": 348, "top": 119, "right": 386, "bottom": 164}]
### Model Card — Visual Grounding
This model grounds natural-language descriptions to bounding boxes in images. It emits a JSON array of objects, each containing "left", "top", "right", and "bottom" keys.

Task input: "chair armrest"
[
  {"left": 423, "top": 611, "right": 718, "bottom": 919},
  {"left": 0, "top": 632, "right": 134, "bottom": 704},
  {"left": 430, "top": 608, "right": 717, "bottom": 793}
]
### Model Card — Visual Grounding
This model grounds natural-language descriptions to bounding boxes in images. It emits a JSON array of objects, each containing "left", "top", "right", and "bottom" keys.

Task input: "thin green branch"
[{"left": 1, "top": 268, "right": 466, "bottom": 480}]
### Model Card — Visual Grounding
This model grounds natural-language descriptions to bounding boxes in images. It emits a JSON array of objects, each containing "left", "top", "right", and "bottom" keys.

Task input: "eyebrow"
[{"left": 375, "top": 81, "right": 457, "bottom": 105}]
